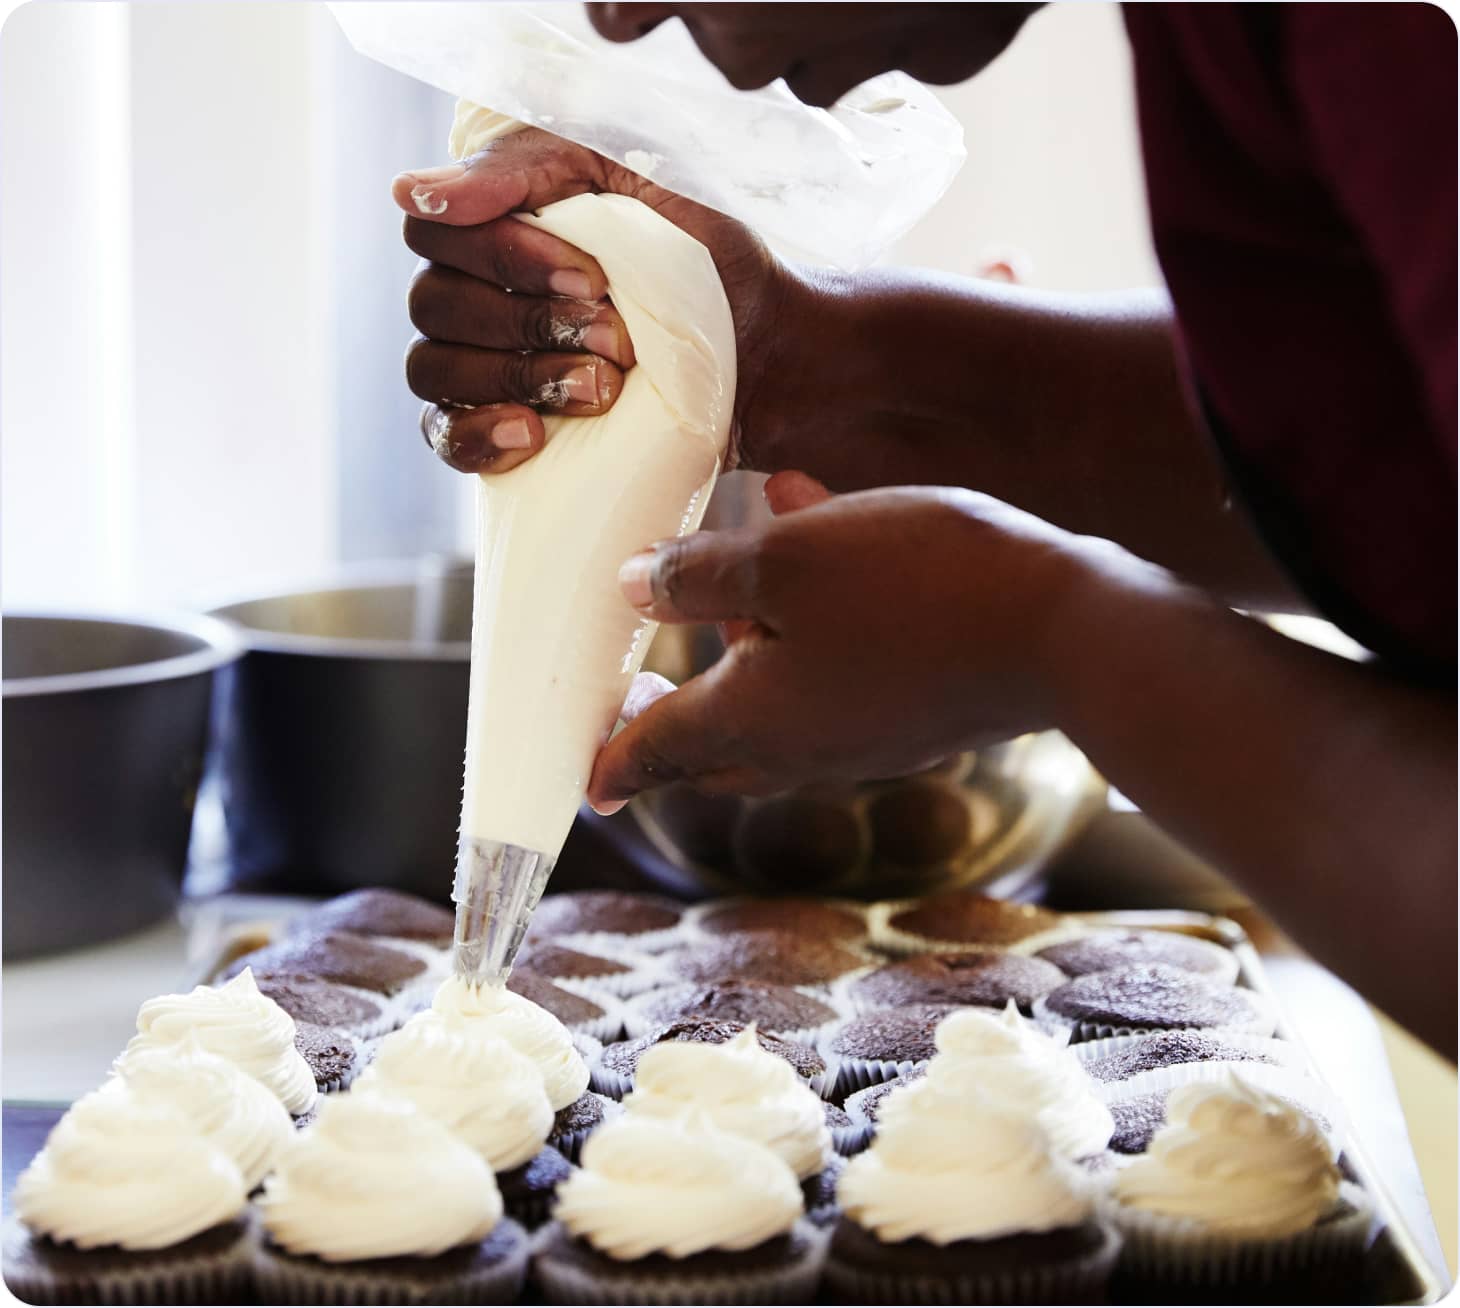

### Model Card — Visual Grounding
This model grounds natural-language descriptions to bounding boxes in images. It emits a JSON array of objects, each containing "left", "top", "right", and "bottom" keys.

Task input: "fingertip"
[{"left": 764, "top": 469, "right": 833, "bottom": 516}]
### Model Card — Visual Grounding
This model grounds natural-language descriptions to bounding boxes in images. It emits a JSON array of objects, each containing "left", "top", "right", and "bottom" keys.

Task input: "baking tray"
[{"left": 7, "top": 903, "right": 1443, "bottom": 1305}]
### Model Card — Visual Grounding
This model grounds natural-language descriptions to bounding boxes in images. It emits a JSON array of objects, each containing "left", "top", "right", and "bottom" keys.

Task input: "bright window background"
[{"left": 1, "top": 1, "right": 1157, "bottom": 615}]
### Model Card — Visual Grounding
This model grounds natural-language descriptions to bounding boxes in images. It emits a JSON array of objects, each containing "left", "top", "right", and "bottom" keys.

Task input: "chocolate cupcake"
[
  {"left": 508, "top": 970, "right": 621, "bottom": 1042},
  {"left": 822, "top": 1102, "right": 871, "bottom": 1157},
  {"left": 527, "top": 891, "right": 684, "bottom": 950},
  {"left": 593, "top": 1019, "right": 827, "bottom": 1098},
  {"left": 549, "top": 1093, "right": 622, "bottom": 1163},
  {"left": 666, "top": 929, "right": 866, "bottom": 989},
  {"left": 842, "top": 1070, "right": 925, "bottom": 1132},
  {"left": 226, "top": 931, "right": 429, "bottom": 999},
  {"left": 533, "top": 1113, "right": 824, "bottom": 1304},
  {"left": 624, "top": 979, "right": 840, "bottom": 1042},
  {"left": 1035, "top": 964, "right": 1276, "bottom": 1041},
  {"left": 1109, "top": 1091, "right": 1168, "bottom": 1155},
  {"left": 824, "top": 1005, "right": 955, "bottom": 1096},
  {"left": 1078, "top": 1030, "right": 1290, "bottom": 1085},
  {"left": 292, "top": 1022, "right": 358, "bottom": 1093},
  {"left": 290, "top": 887, "right": 454, "bottom": 947},
  {"left": 1036, "top": 929, "right": 1240, "bottom": 984},
  {"left": 253, "top": 973, "right": 389, "bottom": 1040},
  {"left": 515, "top": 942, "right": 655, "bottom": 998},
  {"left": 845, "top": 952, "right": 1066, "bottom": 1015},
  {"left": 878, "top": 892, "right": 1060, "bottom": 953},
  {"left": 691, "top": 898, "right": 867, "bottom": 944},
  {"left": 254, "top": 1094, "right": 528, "bottom": 1304},
  {"left": 497, "top": 1146, "right": 574, "bottom": 1229},
  {"left": 802, "top": 1153, "right": 847, "bottom": 1227}
]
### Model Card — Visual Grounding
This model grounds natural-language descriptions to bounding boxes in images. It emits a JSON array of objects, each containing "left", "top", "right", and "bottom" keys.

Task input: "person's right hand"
[{"left": 394, "top": 129, "right": 795, "bottom": 475}]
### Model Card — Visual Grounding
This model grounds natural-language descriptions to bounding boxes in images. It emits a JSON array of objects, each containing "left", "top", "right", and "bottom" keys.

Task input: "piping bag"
[{"left": 327, "top": 2, "right": 966, "bottom": 985}]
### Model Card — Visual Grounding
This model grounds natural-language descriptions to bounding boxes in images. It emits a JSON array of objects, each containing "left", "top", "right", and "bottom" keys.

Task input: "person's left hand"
[{"left": 587, "top": 472, "right": 1134, "bottom": 811}]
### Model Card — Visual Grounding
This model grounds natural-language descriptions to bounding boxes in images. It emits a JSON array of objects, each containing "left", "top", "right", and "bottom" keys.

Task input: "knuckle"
[
  {"left": 405, "top": 268, "right": 438, "bottom": 331},
  {"left": 522, "top": 295, "right": 561, "bottom": 349},
  {"left": 500, "top": 351, "right": 538, "bottom": 403},
  {"left": 403, "top": 336, "right": 435, "bottom": 396}
]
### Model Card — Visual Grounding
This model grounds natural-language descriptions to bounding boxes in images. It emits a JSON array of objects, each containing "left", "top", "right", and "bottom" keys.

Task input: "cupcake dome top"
[
  {"left": 1043, "top": 964, "right": 1266, "bottom": 1034},
  {"left": 851, "top": 951, "right": 1066, "bottom": 1011},
  {"left": 888, "top": 892, "right": 1060, "bottom": 946},
  {"left": 668, "top": 929, "right": 864, "bottom": 987}
]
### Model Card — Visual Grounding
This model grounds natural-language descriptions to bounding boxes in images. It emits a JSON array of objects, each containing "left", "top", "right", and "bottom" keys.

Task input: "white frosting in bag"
[
  {"left": 411, "top": 976, "right": 588, "bottom": 1110},
  {"left": 258, "top": 1094, "right": 503, "bottom": 1261},
  {"left": 125, "top": 969, "right": 318, "bottom": 1116},
  {"left": 1114, "top": 1072, "right": 1340, "bottom": 1236},
  {"left": 626, "top": 1028, "right": 830, "bottom": 1179},
  {"left": 450, "top": 99, "right": 737, "bottom": 860},
  {"left": 554, "top": 1112, "right": 802, "bottom": 1260},
  {"left": 14, "top": 1087, "right": 246, "bottom": 1250},
  {"left": 355, "top": 1018, "right": 554, "bottom": 1171}
]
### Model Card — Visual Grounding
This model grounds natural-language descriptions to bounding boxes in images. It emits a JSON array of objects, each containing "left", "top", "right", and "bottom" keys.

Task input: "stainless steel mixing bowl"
[{"left": 3, "top": 612, "right": 241, "bottom": 957}]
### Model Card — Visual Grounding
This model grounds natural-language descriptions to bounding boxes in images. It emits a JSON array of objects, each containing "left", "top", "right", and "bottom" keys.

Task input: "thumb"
[{"left": 617, "top": 528, "right": 773, "bottom": 627}]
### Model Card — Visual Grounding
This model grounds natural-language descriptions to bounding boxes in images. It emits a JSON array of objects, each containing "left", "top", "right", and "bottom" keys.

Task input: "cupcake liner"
[
  {"left": 560, "top": 997, "right": 627, "bottom": 1046},
  {"left": 1100, "top": 1062, "right": 1346, "bottom": 1154},
  {"left": 252, "top": 1223, "right": 530, "bottom": 1305},
  {"left": 1072, "top": 1030, "right": 1306, "bottom": 1076},
  {"left": 820, "top": 1051, "right": 929, "bottom": 1101},
  {"left": 680, "top": 897, "right": 873, "bottom": 950},
  {"left": 821, "top": 1219, "right": 1121, "bottom": 1305},
  {"left": 550, "top": 1097, "right": 624, "bottom": 1164},
  {"left": 503, "top": 1189, "right": 560, "bottom": 1232},
  {"left": 571, "top": 1032, "right": 604, "bottom": 1066},
  {"left": 1031, "top": 987, "right": 1278, "bottom": 1044},
  {"left": 830, "top": 1121, "right": 874, "bottom": 1156},
  {"left": 864, "top": 900, "right": 1023, "bottom": 959},
  {"left": 545, "top": 948, "right": 673, "bottom": 1000},
  {"left": 1111, "top": 1181, "right": 1373, "bottom": 1284},
  {"left": 531, "top": 1221, "right": 827, "bottom": 1305},
  {"left": 620, "top": 984, "right": 847, "bottom": 1049},
  {"left": 542, "top": 924, "right": 688, "bottom": 959}
]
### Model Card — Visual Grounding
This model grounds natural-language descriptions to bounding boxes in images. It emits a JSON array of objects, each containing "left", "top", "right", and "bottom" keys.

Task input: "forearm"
[
  {"left": 1046, "top": 551, "right": 1457, "bottom": 1056},
  {"left": 756, "top": 266, "right": 1299, "bottom": 610}
]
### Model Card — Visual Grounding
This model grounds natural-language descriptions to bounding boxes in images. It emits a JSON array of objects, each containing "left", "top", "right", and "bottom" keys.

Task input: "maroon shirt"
[{"left": 1124, "top": 4, "right": 1456, "bottom": 677}]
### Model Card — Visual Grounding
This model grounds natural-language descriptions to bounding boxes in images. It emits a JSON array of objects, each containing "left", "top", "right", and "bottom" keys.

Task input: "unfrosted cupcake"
[
  {"left": 879, "top": 892, "right": 1060, "bottom": 952},
  {"left": 516, "top": 942, "right": 654, "bottom": 998},
  {"left": 290, "top": 887, "right": 454, "bottom": 946},
  {"left": 1035, "top": 929, "right": 1239, "bottom": 984},
  {"left": 507, "top": 969, "right": 621, "bottom": 1042},
  {"left": 665, "top": 930, "right": 865, "bottom": 989},
  {"left": 823, "top": 1005, "right": 955, "bottom": 1096},
  {"left": 843, "top": 1070, "right": 926, "bottom": 1135},
  {"left": 1078, "top": 1029, "right": 1293, "bottom": 1086},
  {"left": 252, "top": 972, "right": 389, "bottom": 1040},
  {"left": 292, "top": 1022, "right": 358, "bottom": 1093},
  {"left": 625, "top": 979, "right": 839, "bottom": 1043},
  {"left": 411, "top": 976, "right": 590, "bottom": 1111},
  {"left": 226, "top": 931, "right": 429, "bottom": 998},
  {"left": 352, "top": 1017, "right": 553, "bottom": 1171},
  {"left": 6, "top": 1086, "right": 252, "bottom": 1304},
  {"left": 594, "top": 1019, "right": 827, "bottom": 1098},
  {"left": 692, "top": 898, "right": 867, "bottom": 944},
  {"left": 827, "top": 1080, "right": 1119, "bottom": 1303},
  {"left": 1035, "top": 964, "right": 1275, "bottom": 1041},
  {"left": 126, "top": 968, "right": 318, "bottom": 1116},
  {"left": 846, "top": 952, "right": 1065, "bottom": 1014},
  {"left": 548, "top": 1093, "right": 623, "bottom": 1163},
  {"left": 254, "top": 1093, "right": 528, "bottom": 1303},
  {"left": 527, "top": 891, "right": 684, "bottom": 951},
  {"left": 533, "top": 1112, "right": 824, "bottom": 1304},
  {"left": 1111, "top": 1072, "right": 1371, "bottom": 1288},
  {"left": 496, "top": 1145, "right": 575, "bottom": 1230},
  {"left": 623, "top": 1027, "right": 832, "bottom": 1181}
]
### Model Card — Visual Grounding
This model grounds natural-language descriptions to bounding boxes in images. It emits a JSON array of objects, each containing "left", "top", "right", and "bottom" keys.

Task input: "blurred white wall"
[{"left": 1, "top": 1, "right": 1159, "bottom": 617}]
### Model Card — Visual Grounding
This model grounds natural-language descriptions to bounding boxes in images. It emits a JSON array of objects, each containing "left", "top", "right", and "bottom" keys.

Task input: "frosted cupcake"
[
  {"left": 125, "top": 967, "right": 318, "bottom": 1116},
  {"left": 6, "top": 1086, "right": 252, "bottom": 1304},
  {"left": 624, "top": 1026, "right": 832, "bottom": 1182},
  {"left": 409, "top": 975, "right": 589, "bottom": 1110},
  {"left": 827, "top": 1081, "right": 1119, "bottom": 1303},
  {"left": 254, "top": 1093, "right": 528, "bottom": 1303},
  {"left": 1111, "top": 1072, "right": 1371, "bottom": 1288},
  {"left": 352, "top": 1017, "right": 553, "bottom": 1172},
  {"left": 533, "top": 1112, "right": 824, "bottom": 1304}
]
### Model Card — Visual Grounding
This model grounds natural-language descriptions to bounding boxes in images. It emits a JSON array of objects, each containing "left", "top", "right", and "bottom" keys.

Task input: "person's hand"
[
  {"left": 393, "top": 128, "right": 795, "bottom": 474},
  {"left": 585, "top": 472, "right": 1144, "bottom": 810}
]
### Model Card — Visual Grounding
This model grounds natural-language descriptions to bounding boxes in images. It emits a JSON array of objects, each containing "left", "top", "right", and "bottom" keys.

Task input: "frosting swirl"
[
  {"left": 126, "top": 968, "right": 317, "bottom": 1116},
  {"left": 109, "top": 1038, "right": 293, "bottom": 1189},
  {"left": 258, "top": 1093, "right": 503, "bottom": 1261},
  {"left": 1114, "top": 1071, "right": 1339, "bottom": 1236},
  {"left": 355, "top": 1019, "right": 554, "bottom": 1171},
  {"left": 925, "top": 1004, "right": 1112, "bottom": 1160},
  {"left": 416, "top": 977, "right": 588, "bottom": 1109},
  {"left": 15, "top": 1086, "right": 245, "bottom": 1249},
  {"left": 838, "top": 1079, "right": 1093, "bottom": 1244},
  {"left": 554, "top": 1112, "right": 803, "bottom": 1260},
  {"left": 627, "top": 1027, "right": 830, "bottom": 1179}
]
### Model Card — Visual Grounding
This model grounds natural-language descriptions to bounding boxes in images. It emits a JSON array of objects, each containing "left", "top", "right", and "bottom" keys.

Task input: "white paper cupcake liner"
[
  {"left": 1111, "top": 1181, "right": 1373, "bottom": 1284},
  {"left": 1031, "top": 985, "right": 1278, "bottom": 1044},
  {"left": 680, "top": 897, "right": 873, "bottom": 950},
  {"left": 252, "top": 1223, "right": 530, "bottom": 1304},
  {"left": 820, "top": 1051, "right": 930, "bottom": 1100},
  {"left": 531, "top": 1221, "right": 827, "bottom": 1305},
  {"left": 620, "top": 983, "right": 847, "bottom": 1049},
  {"left": 543, "top": 923, "right": 689, "bottom": 959},
  {"left": 571, "top": 1032, "right": 604, "bottom": 1066},
  {"left": 821, "top": 1218, "right": 1122, "bottom": 1305},
  {"left": 866, "top": 899, "right": 1062, "bottom": 960},
  {"left": 560, "top": 997, "right": 627, "bottom": 1046},
  {"left": 830, "top": 1120, "right": 874, "bottom": 1156}
]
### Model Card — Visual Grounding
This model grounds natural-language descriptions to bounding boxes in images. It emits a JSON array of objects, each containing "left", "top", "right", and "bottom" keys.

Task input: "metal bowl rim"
[
  {"left": 205, "top": 557, "right": 473, "bottom": 663},
  {"left": 2, "top": 610, "right": 243, "bottom": 698}
]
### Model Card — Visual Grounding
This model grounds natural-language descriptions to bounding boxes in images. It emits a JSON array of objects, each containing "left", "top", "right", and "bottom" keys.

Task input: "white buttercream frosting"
[
  {"left": 554, "top": 1112, "right": 803, "bottom": 1260},
  {"left": 355, "top": 1018, "right": 554, "bottom": 1171},
  {"left": 258, "top": 1093, "right": 503, "bottom": 1261},
  {"left": 14, "top": 1086, "right": 246, "bottom": 1250},
  {"left": 413, "top": 977, "right": 588, "bottom": 1110},
  {"left": 448, "top": 104, "right": 526, "bottom": 160},
  {"left": 925, "top": 1003, "right": 1112, "bottom": 1160},
  {"left": 126, "top": 968, "right": 317, "bottom": 1116},
  {"left": 1114, "top": 1072, "right": 1340, "bottom": 1236},
  {"left": 626, "top": 1027, "right": 830, "bottom": 1180},
  {"left": 108, "top": 1038, "right": 293, "bottom": 1189},
  {"left": 838, "top": 1079, "right": 1093, "bottom": 1244}
]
